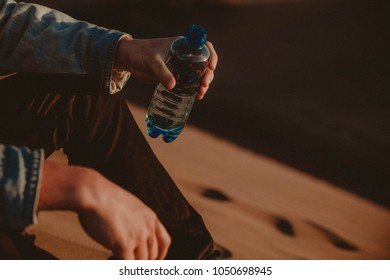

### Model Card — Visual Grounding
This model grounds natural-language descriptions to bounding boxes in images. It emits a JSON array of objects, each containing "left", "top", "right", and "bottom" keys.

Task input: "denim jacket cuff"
[
  {"left": 110, "top": 68, "right": 130, "bottom": 94},
  {"left": 0, "top": 145, "right": 44, "bottom": 229},
  {"left": 88, "top": 28, "right": 131, "bottom": 95}
]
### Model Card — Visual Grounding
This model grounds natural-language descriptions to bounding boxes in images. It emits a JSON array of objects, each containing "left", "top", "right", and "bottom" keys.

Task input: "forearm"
[
  {"left": 0, "top": 146, "right": 95, "bottom": 228},
  {"left": 38, "top": 161, "right": 131, "bottom": 214},
  {"left": 38, "top": 161, "right": 93, "bottom": 212},
  {"left": 0, "top": 0, "right": 129, "bottom": 94}
]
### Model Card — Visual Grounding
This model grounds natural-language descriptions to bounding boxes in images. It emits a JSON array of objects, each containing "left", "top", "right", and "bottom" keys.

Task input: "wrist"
[
  {"left": 114, "top": 35, "right": 133, "bottom": 72},
  {"left": 38, "top": 161, "right": 99, "bottom": 213}
]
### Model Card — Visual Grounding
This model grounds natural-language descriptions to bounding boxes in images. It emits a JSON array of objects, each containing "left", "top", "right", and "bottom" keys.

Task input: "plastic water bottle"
[{"left": 146, "top": 24, "right": 210, "bottom": 142}]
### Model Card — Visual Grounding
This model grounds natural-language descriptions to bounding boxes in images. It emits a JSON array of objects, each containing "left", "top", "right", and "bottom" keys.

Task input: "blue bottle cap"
[{"left": 185, "top": 24, "right": 207, "bottom": 48}]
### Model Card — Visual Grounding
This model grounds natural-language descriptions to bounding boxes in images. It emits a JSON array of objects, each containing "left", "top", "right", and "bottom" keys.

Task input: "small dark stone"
[
  {"left": 275, "top": 217, "right": 296, "bottom": 237},
  {"left": 306, "top": 221, "right": 359, "bottom": 252},
  {"left": 202, "top": 188, "right": 231, "bottom": 201},
  {"left": 333, "top": 239, "right": 358, "bottom": 251}
]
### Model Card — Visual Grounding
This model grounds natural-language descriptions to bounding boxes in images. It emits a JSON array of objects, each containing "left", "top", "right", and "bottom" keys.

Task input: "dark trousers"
[{"left": 0, "top": 73, "right": 218, "bottom": 259}]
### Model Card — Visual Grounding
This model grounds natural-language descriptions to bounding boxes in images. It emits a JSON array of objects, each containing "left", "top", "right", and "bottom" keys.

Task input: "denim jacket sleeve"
[
  {"left": 0, "top": 0, "right": 130, "bottom": 94},
  {"left": 0, "top": 144, "right": 44, "bottom": 229}
]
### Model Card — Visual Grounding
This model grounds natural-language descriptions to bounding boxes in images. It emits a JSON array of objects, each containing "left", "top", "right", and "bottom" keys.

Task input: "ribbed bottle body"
[{"left": 146, "top": 28, "right": 209, "bottom": 142}]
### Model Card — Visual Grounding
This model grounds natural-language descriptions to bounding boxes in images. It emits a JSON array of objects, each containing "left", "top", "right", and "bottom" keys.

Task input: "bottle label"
[{"left": 166, "top": 52, "right": 209, "bottom": 96}]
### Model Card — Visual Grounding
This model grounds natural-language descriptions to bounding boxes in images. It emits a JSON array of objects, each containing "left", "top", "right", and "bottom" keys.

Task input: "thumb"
[
  {"left": 162, "top": 74, "right": 176, "bottom": 91},
  {"left": 153, "top": 62, "right": 176, "bottom": 90}
]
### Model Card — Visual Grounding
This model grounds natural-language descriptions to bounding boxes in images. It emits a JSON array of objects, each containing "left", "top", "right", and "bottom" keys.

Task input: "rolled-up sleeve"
[
  {"left": 0, "top": 144, "right": 44, "bottom": 229},
  {"left": 0, "top": 0, "right": 130, "bottom": 94}
]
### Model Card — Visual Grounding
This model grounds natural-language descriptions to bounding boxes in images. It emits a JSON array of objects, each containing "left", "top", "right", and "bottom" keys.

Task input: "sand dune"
[{"left": 29, "top": 103, "right": 390, "bottom": 260}]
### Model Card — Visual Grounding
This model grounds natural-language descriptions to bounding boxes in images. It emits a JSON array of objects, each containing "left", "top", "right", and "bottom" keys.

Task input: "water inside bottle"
[
  {"left": 145, "top": 30, "right": 210, "bottom": 142},
  {"left": 146, "top": 84, "right": 197, "bottom": 143}
]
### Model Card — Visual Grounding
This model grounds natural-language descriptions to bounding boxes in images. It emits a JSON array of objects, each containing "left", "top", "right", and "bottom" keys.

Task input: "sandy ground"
[{"left": 29, "top": 103, "right": 390, "bottom": 260}]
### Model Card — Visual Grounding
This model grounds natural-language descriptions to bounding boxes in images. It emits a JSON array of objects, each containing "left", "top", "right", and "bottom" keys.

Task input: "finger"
[
  {"left": 134, "top": 239, "right": 149, "bottom": 260},
  {"left": 206, "top": 41, "right": 218, "bottom": 70},
  {"left": 197, "top": 85, "right": 209, "bottom": 100},
  {"left": 197, "top": 69, "right": 213, "bottom": 100},
  {"left": 201, "top": 68, "right": 214, "bottom": 87},
  {"left": 156, "top": 222, "right": 171, "bottom": 260},
  {"left": 152, "top": 60, "right": 176, "bottom": 90},
  {"left": 148, "top": 233, "right": 159, "bottom": 260},
  {"left": 114, "top": 245, "right": 135, "bottom": 260}
]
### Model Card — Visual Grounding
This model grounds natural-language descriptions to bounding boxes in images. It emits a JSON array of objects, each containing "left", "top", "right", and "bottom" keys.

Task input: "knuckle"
[
  {"left": 139, "top": 230, "right": 150, "bottom": 241},
  {"left": 162, "top": 229, "right": 172, "bottom": 246},
  {"left": 165, "top": 234, "right": 172, "bottom": 246},
  {"left": 151, "top": 53, "right": 162, "bottom": 62},
  {"left": 114, "top": 244, "right": 134, "bottom": 260}
]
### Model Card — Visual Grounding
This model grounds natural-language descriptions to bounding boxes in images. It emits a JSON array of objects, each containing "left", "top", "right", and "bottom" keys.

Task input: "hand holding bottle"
[
  {"left": 114, "top": 35, "right": 218, "bottom": 100},
  {"left": 145, "top": 25, "right": 214, "bottom": 142}
]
